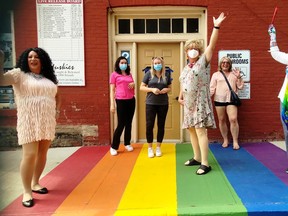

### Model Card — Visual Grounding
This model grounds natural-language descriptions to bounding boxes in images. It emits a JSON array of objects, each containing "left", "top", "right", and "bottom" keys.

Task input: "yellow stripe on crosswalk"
[{"left": 115, "top": 143, "right": 178, "bottom": 216}]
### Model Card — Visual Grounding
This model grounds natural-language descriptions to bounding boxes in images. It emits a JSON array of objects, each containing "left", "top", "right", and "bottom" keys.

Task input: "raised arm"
[
  {"left": 268, "top": 24, "right": 288, "bottom": 65},
  {"left": 204, "top": 12, "right": 226, "bottom": 64}
]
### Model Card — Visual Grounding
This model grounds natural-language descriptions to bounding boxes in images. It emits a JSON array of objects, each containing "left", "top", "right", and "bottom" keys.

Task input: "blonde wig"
[{"left": 184, "top": 39, "right": 204, "bottom": 55}]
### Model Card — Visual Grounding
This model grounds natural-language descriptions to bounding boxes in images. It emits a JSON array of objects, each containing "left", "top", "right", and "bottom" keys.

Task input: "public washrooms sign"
[
  {"left": 218, "top": 50, "right": 251, "bottom": 99},
  {"left": 218, "top": 50, "right": 250, "bottom": 82}
]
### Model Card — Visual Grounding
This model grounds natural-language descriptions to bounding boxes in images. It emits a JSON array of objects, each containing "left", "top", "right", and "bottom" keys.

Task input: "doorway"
[{"left": 137, "top": 43, "right": 181, "bottom": 142}]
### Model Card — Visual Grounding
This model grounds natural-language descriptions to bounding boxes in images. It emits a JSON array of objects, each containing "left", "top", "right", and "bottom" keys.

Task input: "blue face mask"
[
  {"left": 119, "top": 64, "right": 127, "bottom": 71},
  {"left": 154, "top": 64, "right": 162, "bottom": 71}
]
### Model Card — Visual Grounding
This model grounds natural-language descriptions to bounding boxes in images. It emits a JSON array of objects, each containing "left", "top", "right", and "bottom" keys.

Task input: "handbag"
[{"left": 220, "top": 71, "right": 241, "bottom": 106}]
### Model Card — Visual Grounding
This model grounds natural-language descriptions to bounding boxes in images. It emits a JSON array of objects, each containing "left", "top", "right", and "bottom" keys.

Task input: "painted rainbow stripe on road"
[{"left": 1, "top": 142, "right": 288, "bottom": 216}]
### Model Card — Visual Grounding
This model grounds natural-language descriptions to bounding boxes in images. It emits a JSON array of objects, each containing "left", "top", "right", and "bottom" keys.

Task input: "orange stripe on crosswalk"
[{"left": 53, "top": 144, "right": 143, "bottom": 216}]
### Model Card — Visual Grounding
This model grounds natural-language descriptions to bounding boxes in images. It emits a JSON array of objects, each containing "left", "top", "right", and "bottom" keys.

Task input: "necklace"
[{"left": 29, "top": 72, "right": 43, "bottom": 80}]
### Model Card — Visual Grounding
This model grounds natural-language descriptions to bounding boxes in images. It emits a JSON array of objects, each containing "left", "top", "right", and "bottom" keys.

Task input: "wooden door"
[{"left": 137, "top": 43, "right": 180, "bottom": 141}]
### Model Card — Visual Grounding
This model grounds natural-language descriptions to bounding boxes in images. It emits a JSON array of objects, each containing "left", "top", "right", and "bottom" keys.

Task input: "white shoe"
[
  {"left": 110, "top": 147, "right": 118, "bottom": 156},
  {"left": 125, "top": 145, "right": 133, "bottom": 152},
  {"left": 155, "top": 147, "right": 162, "bottom": 157},
  {"left": 148, "top": 147, "right": 154, "bottom": 158}
]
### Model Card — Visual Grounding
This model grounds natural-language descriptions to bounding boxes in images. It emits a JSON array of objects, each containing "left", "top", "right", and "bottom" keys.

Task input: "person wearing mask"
[
  {"left": 0, "top": 48, "right": 61, "bottom": 207},
  {"left": 268, "top": 23, "right": 288, "bottom": 173},
  {"left": 140, "top": 57, "right": 171, "bottom": 158},
  {"left": 178, "top": 12, "right": 226, "bottom": 175},
  {"left": 110, "top": 56, "right": 135, "bottom": 156},
  {"left": 210, "top": 56, "right": 244, "bottom": 150}
]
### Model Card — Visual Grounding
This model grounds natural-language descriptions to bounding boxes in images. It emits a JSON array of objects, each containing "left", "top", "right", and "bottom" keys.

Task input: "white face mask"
[{"left": 188, "top": 49, "right": 199, "bottom": 59}]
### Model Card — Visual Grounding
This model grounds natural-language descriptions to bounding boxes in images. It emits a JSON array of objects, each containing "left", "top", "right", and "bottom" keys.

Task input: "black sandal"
[
  {"left": 184, "top": 158, "right": 201, "bottom": 166},
  {"left": 196, "top": 164, "right": 212, "bottom": 175}
]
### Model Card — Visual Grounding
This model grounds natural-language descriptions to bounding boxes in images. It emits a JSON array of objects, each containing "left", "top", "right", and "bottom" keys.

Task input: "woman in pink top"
[
  {"left": 210, "top": 56, "right": 244, "bottom": 150},
  {"left": 110, "top": 56, "right": 135, "bottom": 156}
]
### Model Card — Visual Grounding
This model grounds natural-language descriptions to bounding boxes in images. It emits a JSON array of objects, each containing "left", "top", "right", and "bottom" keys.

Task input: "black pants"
[
  {"left": 111, "top": 97, "right": 135, "bottom": 150},
  {"left": 146, "top": 104, "right": 169, "bottom": 143}
]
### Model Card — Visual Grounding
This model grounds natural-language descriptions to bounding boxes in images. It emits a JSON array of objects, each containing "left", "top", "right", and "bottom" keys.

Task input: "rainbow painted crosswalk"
[{"left": 2, "top": 142, "right": 288, "bottom": 216}]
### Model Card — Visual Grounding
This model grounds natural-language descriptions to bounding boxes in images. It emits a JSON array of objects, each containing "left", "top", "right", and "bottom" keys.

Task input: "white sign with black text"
[
  {"left": 36, "top": 0, "right": 85, "bottom": 86},
  {"left": 219, "top": 50, "right": 250, "bottom": 82},
  {"left": 219, "top": 50, "right": 251, "bottom": 99}
]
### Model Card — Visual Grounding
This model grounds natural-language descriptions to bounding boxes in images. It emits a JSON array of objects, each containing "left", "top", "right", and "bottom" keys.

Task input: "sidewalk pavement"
[{"left": 0, "top": 147, "right": 80, "bottom": 210}]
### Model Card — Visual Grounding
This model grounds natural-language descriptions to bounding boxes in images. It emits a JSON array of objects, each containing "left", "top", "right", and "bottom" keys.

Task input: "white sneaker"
[
  {"left": 110, "top": 147, "right": 118, "bottom": 156},
  {"left": 148, "top": 147, "right": 154, "bottom": 158},
  {"left": 125, "top": 145, "right": 133, "bottom": 152},
  {"left": 156, "top": 147, "right": 162, "bottom": 157}
]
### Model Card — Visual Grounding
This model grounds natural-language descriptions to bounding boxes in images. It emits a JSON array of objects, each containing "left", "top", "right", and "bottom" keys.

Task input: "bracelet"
[{"left": 214, "top": 26, "right": 220, "bottom": 29}]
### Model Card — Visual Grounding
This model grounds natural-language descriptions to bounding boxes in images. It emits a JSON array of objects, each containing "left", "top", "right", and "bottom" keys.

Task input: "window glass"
[
  {"left": 118, "top": 19, "right": 130, "bottom": 34},
  {"left": 146, "top": 19, "right": 157, "bottom": 33},
  {"left": 187, "top": 18, "right": 199, "bottom": 33},
  {"left": 0, "top": 11, "right": 15, "bottom": 109},
  {"left": 159, "top": 19, "right": 170, "bottom": 33},
  {"left": 172, "top": 18, "right": 183, "bottom": 33},
  {"left": 118, "top": 17, "right": 200, "bottom": 34},
  {"left": 133, "top": 19, "right": 145, "bottom": 34}
]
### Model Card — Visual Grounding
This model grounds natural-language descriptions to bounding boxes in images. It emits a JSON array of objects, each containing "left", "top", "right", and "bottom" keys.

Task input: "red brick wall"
[
  {"left": 1, "top": 0, "right": 288, "bottom": 144},
  {"left": 1, "top": 0, "right": 111, "bottom": 145},
  {"left": 102, "top": 0, "right": 288, "bottom": 142}
]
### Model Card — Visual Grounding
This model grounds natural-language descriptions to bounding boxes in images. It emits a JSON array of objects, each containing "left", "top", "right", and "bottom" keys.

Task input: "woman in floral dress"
[{"left": 178, "top": 13, "right": 226, "bottom": 175}]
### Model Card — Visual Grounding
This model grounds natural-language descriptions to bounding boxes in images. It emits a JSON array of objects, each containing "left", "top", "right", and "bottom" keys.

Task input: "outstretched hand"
[
  {"left": 232, "top": 68, "right": 241, "bottom": 78},
  {"left": 268, "top": 24, "right": 276, "bottom": 35},
  {"left": 213, "top": 12, "right": 226, "bottom": 27},
  {"left": 268, "top": 24, "right": 276, "bottom": 42}
]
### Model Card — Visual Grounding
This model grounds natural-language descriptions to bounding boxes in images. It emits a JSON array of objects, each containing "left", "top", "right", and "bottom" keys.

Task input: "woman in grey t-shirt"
[{"left": 140, "top": 57, "right": 171, "bottom": 158}]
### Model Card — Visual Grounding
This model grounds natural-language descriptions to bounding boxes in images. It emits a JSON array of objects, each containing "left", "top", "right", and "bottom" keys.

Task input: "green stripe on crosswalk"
[{"left": 176, "top": 143, "right": 247, "bottom": 216}]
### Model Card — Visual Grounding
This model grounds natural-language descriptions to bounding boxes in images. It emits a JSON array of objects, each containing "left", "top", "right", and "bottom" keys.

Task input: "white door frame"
[{"left": 108, "top": 6, "right": 207, "bottom": 143}]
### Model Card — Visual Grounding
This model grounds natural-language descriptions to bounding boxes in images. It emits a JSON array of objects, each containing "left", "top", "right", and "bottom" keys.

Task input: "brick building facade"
[{"left": 0, "top": 0, "right": 288, "bottom": 147}]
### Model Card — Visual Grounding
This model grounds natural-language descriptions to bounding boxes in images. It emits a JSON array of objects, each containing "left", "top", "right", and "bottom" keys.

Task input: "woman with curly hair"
[{"left": 0, "top": 47, "right": 61, "bottom": 207}]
